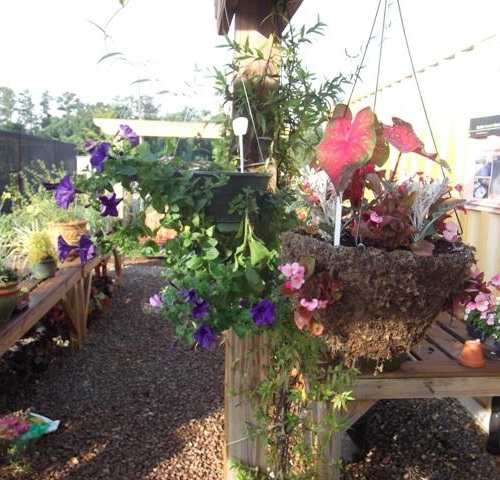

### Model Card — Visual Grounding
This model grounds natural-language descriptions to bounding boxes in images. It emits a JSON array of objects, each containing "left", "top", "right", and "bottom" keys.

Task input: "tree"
[
  {"left": 56, "top": 91, "right": 84, "bottom": 116},
  {"left": 40, "top": 90, "right": 53, "bottom": 128},
  {"left": 0, "top": 87, "right": 16, "bottom": 125},
  {"left": 17, "top": 89, "right": 39, "bottom": 132}
]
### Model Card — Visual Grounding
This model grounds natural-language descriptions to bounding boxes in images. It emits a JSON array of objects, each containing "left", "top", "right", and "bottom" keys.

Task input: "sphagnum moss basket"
[{"left": 281, "top": 231, "right": 475, "bottom": 364}]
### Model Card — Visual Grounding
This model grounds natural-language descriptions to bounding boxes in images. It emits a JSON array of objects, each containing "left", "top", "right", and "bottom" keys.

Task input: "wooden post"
[
  {"left": 233, "top": 0, "right": 281, "bottom": 169},
  {"left": 224, "top": 330, "right": 269, "bottom": 479}
]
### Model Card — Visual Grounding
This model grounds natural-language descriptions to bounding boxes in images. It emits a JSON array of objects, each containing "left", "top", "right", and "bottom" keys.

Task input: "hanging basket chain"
[
  {"left": 373, "top": 0, "right": 389, "bottom": 112},
  {"left": 395, "top": 0, "right": 463, "bottom": 233},
  {"left": 345, "top": 0, "right": 383, "bottom": 112}
]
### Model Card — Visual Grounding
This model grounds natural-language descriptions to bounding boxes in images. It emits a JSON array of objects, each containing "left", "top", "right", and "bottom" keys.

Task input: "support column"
[{"left": 224, "top": 330, "right": 269, "bottom": 479}]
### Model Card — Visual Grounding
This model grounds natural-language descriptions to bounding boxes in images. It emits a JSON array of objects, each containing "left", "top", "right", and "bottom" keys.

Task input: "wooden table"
[
  {"left": 316, "top": 312, "right": 500, "bottom": 479},
  {"left": 224, "top": 313, "right": 500, "bottom": 479},
  {"left": 0, "top": 254, "right": 117, "bottom": 358}
]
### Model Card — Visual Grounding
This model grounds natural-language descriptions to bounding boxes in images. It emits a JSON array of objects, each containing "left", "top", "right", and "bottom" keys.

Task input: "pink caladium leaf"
[
  {"left": 317, "top": 105, "right": 377, "bottom": 193},
  {"left": 382, "top": 117, "right": 451, "bottom": 172},
  {"left": 382, "top": 117, "right": 423, "bottom": 153}
]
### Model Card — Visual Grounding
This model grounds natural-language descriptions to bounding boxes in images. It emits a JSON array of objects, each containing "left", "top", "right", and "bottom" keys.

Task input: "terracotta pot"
[
  {"left": 281, "top": 231, "right": 475, "bottom": 364},
  {"left": 48, "top": 220, "right": 88, "bottom": 259},
  {"left": 0, "top": 281, "right": 21, "bottom": 323},
  {"left": 459, "top": 340, "right": 485, "bottom": 368}
]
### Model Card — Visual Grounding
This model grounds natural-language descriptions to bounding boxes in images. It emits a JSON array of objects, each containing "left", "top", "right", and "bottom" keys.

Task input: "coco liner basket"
[{"left": 281, "top": 231, "right": 475, "bottom": 364}]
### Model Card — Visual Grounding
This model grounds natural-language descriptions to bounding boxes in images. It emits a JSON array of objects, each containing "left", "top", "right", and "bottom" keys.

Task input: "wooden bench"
[
  {"left": 224, "top": 313, "right": 500, "bottom": 479},
  {"left": 0, "top": 253, "right": 119, "bottom": 357}
]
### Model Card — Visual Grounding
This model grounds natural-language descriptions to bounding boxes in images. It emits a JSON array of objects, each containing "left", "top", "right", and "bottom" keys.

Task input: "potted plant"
[
  {"left": 0, "top": 261, "right": 20, "bottom": 323},
  {"left": 43, "top": 174, "right": 89, "bottom": 256},
  {"left": 463, "top": 271, "right": 500, "bottom": 351},
  {"left": 25, "top": 231, "right": 58, "bottom": 280},
  {"left": 280, "top": 105, "right": 475, "bottom": 365}
]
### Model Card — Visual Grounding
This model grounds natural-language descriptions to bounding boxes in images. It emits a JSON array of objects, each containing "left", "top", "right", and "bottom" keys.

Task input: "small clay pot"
[
  {"left": 459, "top": 340, "right": 485, "bottom": 368},
  {"left": 0, "top": 281, "right": 21, "bottom": 323}
]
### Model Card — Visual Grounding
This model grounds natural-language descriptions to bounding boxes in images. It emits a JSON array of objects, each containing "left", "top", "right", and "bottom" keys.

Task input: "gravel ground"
[
  {"left": 0, "top": 260, "right": 224, "bottom": 479},
  {"left": 343, "top": 399, "right": 500, "bottom": 479},
  {"left": 1, "top": 261, "right": 500, "bottom": 479}
]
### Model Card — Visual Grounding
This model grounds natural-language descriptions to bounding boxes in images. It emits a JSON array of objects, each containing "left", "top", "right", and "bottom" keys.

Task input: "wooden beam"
[
  {"left": 93, "top": 118, "right": 223, "bottom": 139},
  {"left": 216, "top": 0, "right": 305, "bottom": 35},
  {"left": 352, "top": 376, "right": 500, "bottom": 399},
  {"left": 224, "top": 331, "right": 269, "bottom": 480},
  {"left": 215, "top": 0, "right": 239, "bottom": 35}
]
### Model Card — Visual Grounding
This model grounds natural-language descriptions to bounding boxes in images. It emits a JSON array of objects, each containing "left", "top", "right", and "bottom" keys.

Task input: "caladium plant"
[{"left": 317, "top": 104, "right": 377, "bottom": 194}]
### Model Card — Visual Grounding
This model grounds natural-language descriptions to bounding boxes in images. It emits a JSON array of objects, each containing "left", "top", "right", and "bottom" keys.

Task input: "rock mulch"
[
  {"left": 1, "top": 261, "right": 500, "bottom": 479},
  {"left": 343, "top": 399, "right": 500, "bottom": 479},
  {"left": 0, "top": 261, "right": 224, "bottom": 479}
]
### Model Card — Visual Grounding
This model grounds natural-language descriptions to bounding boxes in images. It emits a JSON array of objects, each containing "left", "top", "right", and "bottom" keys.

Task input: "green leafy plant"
[
  {"left": 24, "top": 231, "right": 56, "bottom": 266},
  {"left": 214, "top": 16, "right": 346, "bottom": 187}
]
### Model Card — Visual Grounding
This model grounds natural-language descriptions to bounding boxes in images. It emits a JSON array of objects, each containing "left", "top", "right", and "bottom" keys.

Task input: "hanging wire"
[
  {"left": 373, "top": 0, "right": 389, "bottom": 111},
  {"left": 395, "top": 0, "right": 464, "bottom": 233},
  {"left": 345, "top": 0, "right": 383, "bottom": 112},
  {"left": 347, "top": 0, "right": 384, "bottom": 245}
]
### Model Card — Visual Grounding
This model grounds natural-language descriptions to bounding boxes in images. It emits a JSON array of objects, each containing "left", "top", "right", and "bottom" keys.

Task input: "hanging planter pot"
[
  {"left": 281, "top": 231, "right": 475, "bottom": 364},
  {"left": 191, "top": 171, "right": 271, "bottom": 223}
]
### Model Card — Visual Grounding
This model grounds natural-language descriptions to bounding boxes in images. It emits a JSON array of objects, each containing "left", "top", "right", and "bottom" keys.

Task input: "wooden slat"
[
  {"left": 352, "top": 376, "right": 500, "bottom": 399},
  {"left": 411, "top": 338, "right": 451, "bottom": 361},
  {"left": 425, "top": 324, "right": 464, "bottom": 359},
  {"left": 0, "top": 268, "right": 79, "bottom": 357},
  {"left": 358, "top": 360, "right": 500, "bottom": 379}
]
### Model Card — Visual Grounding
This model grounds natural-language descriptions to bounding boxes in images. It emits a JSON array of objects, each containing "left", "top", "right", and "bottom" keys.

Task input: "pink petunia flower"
[
  {"left": 487, "top": 314, "right": 496, "bottom": 326},
  {"left": 300, "top": 298, "right": 319, "bottom": 311},
  {"left": 317, "top": 300, "right": 329, "bottom": 310}
]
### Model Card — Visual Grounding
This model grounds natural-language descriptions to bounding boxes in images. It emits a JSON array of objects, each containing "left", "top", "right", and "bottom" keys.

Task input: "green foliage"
[
  {"left": 214, "top": 16, "right": 347, "bottom": 187},
  {"left": 0, "top": 259, "right": 19, "bottom": 286},
  {"left": 234, "top": 302, "right": 358, "bottom": 480}
]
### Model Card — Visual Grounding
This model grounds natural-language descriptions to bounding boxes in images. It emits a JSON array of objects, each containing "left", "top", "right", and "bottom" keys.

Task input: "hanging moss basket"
[
  {"left": 192, "top": 171, "right": 271, "bottom": 223},
  {"left": 281, "top": 231, "right": 475, "bottom": 364}
]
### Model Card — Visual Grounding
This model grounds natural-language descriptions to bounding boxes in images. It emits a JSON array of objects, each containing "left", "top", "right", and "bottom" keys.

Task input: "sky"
[{"left": 0, "top": 0, "right": 498, "bottom": 116}]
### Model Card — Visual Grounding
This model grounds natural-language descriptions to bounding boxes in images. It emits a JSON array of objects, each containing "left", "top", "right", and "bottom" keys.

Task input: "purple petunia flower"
[
  {"left": 149, "top": 294, "right": 163, "bottom": 309},
  {"left": 78, "top": 235, "right": 97, "bottom": 264},
  {"left": 49, "top": 174, "right": 76, "bottom": 209},
  {"left": 193, "top": 324, "right": 216, "bottom": 348},
  {"left": 250, "top": 299, "right": 276, "bottom": 326},
  {"left": 57, "top": 235, "right": 77, "bottom": 262},
  {"left": 180, "top": 289, "right": 199, "bottom": 303},
  {"left": 90, "top": 142, "right": 111, "bottom": 172},
  {"left": 99, "top": 192, "right": 122, "bottom": 217},
  {"left": 84, "top": 140, "right": 99, "bottom": 152},
  {"left": 192, "top": 299, "right": 209, "bottom": 319},
  {"left": 119, "top": 124, "right": 139, "bottom": 147}
]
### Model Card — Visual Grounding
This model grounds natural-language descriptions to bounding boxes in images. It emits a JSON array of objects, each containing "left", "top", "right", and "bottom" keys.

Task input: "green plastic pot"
[
  {"left": 0, "top": 282, "right": 21, "bottom": 324},
  {"left": 31, "top": 259, "right": 57, "bottom": 280},
  {"left": 191, "top": 171, "right": 271, "bottom": 223}
]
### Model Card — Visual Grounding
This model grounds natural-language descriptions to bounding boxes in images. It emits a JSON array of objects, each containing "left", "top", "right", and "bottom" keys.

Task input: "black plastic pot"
[{"left": 191, "top": 171, "right": 271, "bottom": 223}]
